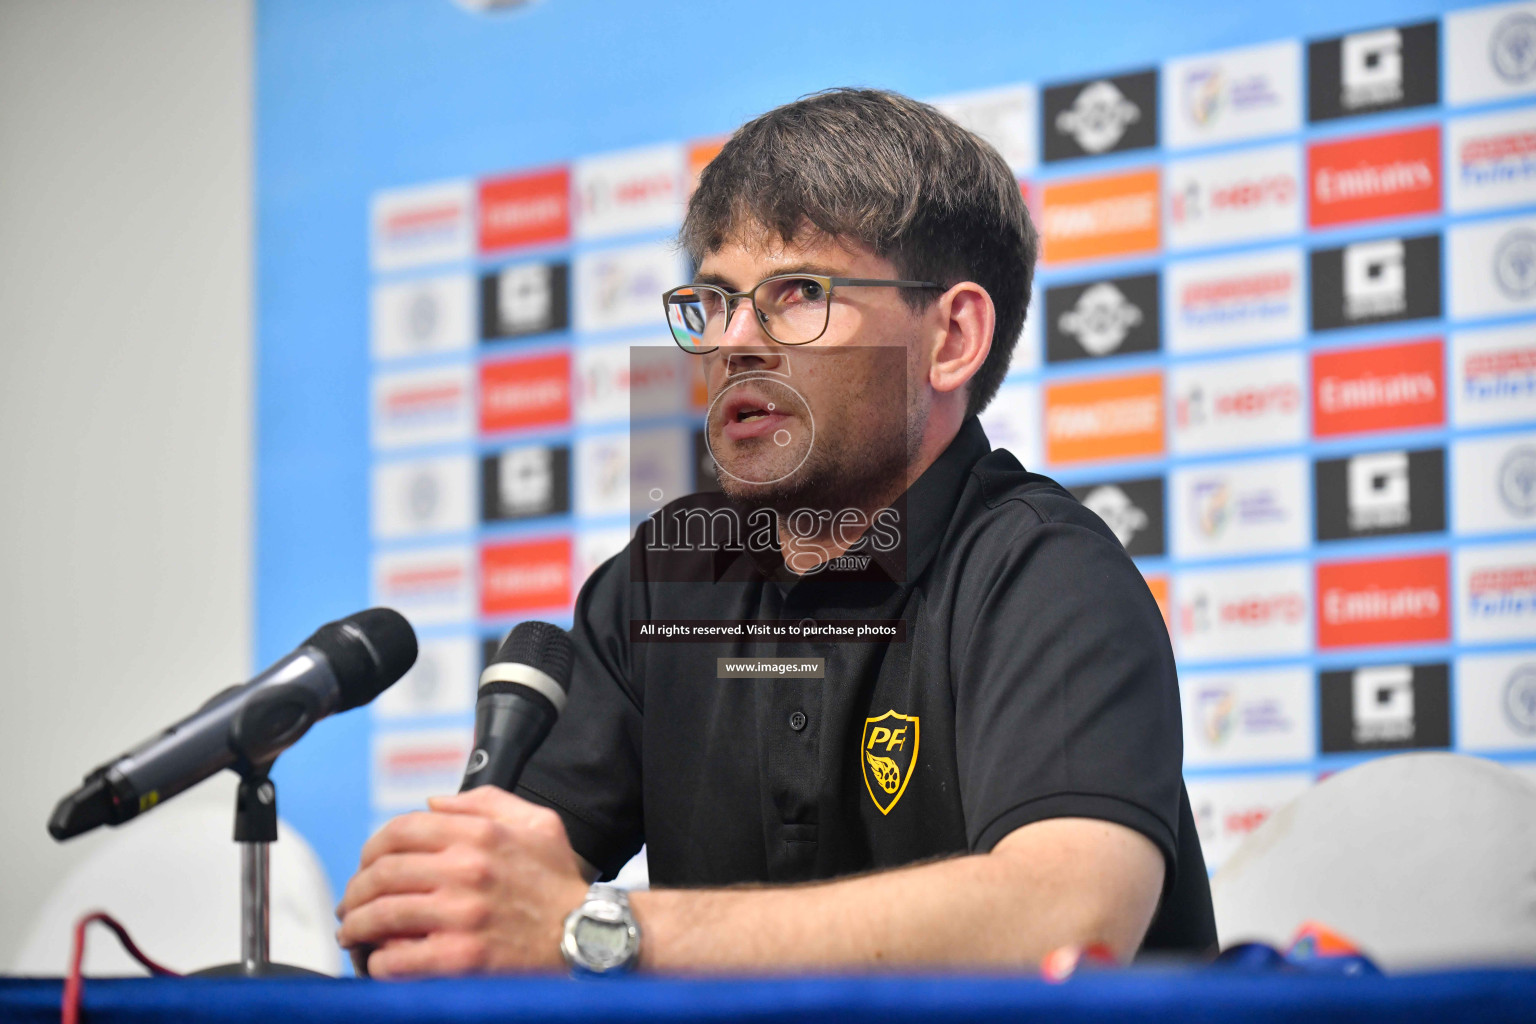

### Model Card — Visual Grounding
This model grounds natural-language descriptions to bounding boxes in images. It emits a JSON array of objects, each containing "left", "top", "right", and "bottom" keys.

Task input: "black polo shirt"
[{"left": 518, "top": 416, "right": 1216, "bottom": 954}]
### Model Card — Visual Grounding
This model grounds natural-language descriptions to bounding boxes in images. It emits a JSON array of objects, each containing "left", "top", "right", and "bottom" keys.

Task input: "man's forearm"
[{"left": 629, "top": 817, "right": 1164, "bottom": 972}]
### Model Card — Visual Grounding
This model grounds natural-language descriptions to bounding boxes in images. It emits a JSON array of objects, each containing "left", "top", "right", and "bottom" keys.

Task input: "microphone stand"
[{"left": 190, "top": 762, "right": 328, "bottom": 977}]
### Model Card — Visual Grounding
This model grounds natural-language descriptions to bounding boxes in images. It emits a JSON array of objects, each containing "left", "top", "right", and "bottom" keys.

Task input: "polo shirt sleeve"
[
  {"left": 951, "top": 518, "right": 1183, "bottom": 881},
  {"left": 515, "top": 547, "right": 645, "bottom": 881}
]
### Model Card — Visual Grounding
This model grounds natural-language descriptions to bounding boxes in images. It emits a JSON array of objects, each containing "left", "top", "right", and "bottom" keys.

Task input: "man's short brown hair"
[{"left": 681, "top": 87, "right": 1038, "bottom": 417}]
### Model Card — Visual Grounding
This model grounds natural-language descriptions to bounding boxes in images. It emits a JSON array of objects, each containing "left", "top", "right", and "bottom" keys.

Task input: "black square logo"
[
  {"left": 1043, "top": 70, "right": 1159, "bottom": 162},
  {"left": 480, "top": 260, "right": 570, "bottom": 341},
  {"left": 1319, "top": 662, "right": 1450, "bottom": 753},
  {"left": 1310, "top": 233, "right": 1441, "bottom": 332},
  {"left": 1067, "top": 476, "right": 1165, "bottom": 557},
  {"left": 1308, "top": 21, "right": 1439, "bottom": 122},
  {"left": 1315, "top": 447, "right": 1445, "bottom": 542},
  {"left": 480, "top": 443, "right": 570, "bottom": 522},
  {"left": 1045, "top": 272, "right": 1161, "bottom": 363}
]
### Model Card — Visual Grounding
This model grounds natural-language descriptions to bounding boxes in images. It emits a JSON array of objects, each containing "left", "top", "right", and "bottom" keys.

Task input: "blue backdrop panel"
[{"left": 256, "top": 0, "right": 1536, "bottom": 926}]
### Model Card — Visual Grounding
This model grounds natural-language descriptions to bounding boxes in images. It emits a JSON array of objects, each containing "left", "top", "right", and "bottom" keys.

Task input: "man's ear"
[{"left": 929, "top": 282, "right": 994, "bottom": 397}]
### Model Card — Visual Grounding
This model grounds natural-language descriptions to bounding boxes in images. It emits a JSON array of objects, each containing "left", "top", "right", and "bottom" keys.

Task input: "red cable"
[{"left": 62, "top": 911, "right": 181, "bottom": 1024}]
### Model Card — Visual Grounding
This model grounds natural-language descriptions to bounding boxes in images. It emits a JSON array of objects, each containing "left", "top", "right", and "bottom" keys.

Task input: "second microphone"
[{"left": 459, "top": 620, "right": 575, "bottom": 793}]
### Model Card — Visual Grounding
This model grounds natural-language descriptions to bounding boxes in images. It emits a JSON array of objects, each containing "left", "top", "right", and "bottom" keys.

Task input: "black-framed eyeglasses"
[{"left": 662, "top": 274, "right": 943, "bottom": 353}]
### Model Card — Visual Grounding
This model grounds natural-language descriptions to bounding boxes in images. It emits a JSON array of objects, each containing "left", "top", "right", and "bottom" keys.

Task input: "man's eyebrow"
[{"left": 692, "top": 263, "right": 845, "bottom": 290}]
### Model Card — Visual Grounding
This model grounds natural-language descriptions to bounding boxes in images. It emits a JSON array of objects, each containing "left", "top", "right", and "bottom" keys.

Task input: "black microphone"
[
  {"left": 49, "top": 608, "right": 418, "bottom": 841},
  {"left": 459, "top": 621, "right": 573, "bottom": 792}
]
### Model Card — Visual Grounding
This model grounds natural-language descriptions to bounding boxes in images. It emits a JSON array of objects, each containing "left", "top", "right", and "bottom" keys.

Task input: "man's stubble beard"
[{"left": 715, "top": 350, "right": 926, "bottom": 519}]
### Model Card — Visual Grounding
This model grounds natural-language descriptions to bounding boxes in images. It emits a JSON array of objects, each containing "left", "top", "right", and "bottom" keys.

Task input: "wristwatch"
[{"left": 560, "top": 883, "right": 641, "bottom": 975}]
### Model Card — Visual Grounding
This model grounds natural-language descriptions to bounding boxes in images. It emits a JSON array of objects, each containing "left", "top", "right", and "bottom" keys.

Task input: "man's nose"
[{"left": 713, "top": 298, "right": 785, "bottom": 373}]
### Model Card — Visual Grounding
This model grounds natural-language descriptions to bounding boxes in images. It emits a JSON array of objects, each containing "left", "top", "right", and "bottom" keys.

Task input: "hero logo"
[
  {"left": 1170, "top": 174, "right": 1295, "bottom": 223},
  {"left": 1056, "top": 80, "right": 1141, "bottom": 154},
  {"left": 1342, "top": 28, "right": 1405, "bottom": 109},
  {"left": 1171, "top": 352, "right": 1305, "bottom": 455},
  {"left": 1317, "top": 553, "right": 1450, "bottom": 648},
  {"left": 1058, "top": 283, "right": 1142, "bottom": 355},
  {"left": 1166, "top": 144, "right": 1301, "bottom": 249},
  {"left": 1175, "top": 562, "right": 1310, "bottom": 661},
  {"left": 1493, "top": 13, "right": 1536, "bottom": 84},
  {"left": 1188, "top": 774, "right": 1312, "bottom": 871},
  {"left": 574, "top": 144, "right": 684, "bottom": 240},
  {"left": 1460, "top": 542, "right": 1536, "bottom": 643}
]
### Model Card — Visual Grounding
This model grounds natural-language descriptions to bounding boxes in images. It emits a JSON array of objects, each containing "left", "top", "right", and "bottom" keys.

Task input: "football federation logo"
[
  {"left": 1492, "top": 13, "right": 1536, "bottom": 84},
  {"left": 1505, "top": 664, "right": 1536, "bottom": 736},
  {"left": 1495, "top": 229, "right": 1536, "bottom": 300},
  {"left": 861, "top": 710, "right": 919, "bottom": 815},
  {"left": 1501, "top": 446, "right": 1536, "bottom": 516}
]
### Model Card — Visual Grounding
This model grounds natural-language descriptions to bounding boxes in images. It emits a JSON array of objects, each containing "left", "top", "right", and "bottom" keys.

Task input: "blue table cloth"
[{"left": 3, "top": 968, "right": 1536, "bottom": 1024}]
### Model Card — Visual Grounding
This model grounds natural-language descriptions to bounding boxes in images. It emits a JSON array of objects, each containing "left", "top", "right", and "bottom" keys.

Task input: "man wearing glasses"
[{"left": 338, "top": 88, "right": 1216, "bottom": 976}]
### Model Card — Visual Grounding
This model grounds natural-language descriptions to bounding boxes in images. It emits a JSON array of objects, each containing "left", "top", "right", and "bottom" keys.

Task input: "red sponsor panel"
[
  {"left": 1316, "top": 553, "right": 1450, "bottom": 648},
  {"left": 1312, "top": 338, "right": 1444, "bottom": 437},
  {"left": 1308, "top": 126, "right": 1441, "bottom": 228},
  {"left": 479, "top": 167, "right": 570, "bottom": 252},
  {"left": 480, "top": 351, "right": 572, "bottom": 434},
  {"left": 481, "top": 536, "right": 573, "bottom": 615}
]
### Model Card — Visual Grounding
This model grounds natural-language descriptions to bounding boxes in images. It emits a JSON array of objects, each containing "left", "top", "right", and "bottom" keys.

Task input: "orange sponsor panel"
[
  {"left": 1143, "top": 573, "right": 1171, "bottom": 634},
  {"left": 1040, "top": 169, "right": 1160, "bottom": 264},
  {"left": 1045, "top": 371, "right": 1164, "bottom": 464},
  {"left": 687, "top": 138, "right": 728, "bottom": 197}
]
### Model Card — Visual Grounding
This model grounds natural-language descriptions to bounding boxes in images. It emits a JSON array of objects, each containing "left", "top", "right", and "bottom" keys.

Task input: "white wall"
[{"left": 0, "top": 0, "right": 252, "bottom": 970}]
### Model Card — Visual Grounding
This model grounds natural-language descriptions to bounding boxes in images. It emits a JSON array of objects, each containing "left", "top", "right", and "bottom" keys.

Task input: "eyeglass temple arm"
[{"left": 830, "top": 278, "right": 944, "bottom": 289}]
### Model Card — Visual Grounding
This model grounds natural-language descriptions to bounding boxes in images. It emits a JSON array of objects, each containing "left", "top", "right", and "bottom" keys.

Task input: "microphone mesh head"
[
  {"left": 306, "top": 607, "right": 419, "bottom": 710},
  {"left": 491, "top": 621, "right": 574, "bottom": 692}
]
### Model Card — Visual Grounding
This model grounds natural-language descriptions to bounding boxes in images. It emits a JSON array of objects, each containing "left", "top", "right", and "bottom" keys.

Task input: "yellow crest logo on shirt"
[{"left": 861, "top": 710, "right": 919, "bottom": 815}]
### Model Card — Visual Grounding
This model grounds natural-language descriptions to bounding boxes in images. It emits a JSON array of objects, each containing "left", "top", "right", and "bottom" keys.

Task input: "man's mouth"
[{"left": 718, "top": 386, "right": 795, "bottom": 442}]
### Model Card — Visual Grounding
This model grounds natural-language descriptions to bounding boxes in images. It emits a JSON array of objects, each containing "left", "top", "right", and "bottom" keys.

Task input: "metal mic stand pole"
[{"left": 191, "top": 764, "right": 327, "bottom": 978}]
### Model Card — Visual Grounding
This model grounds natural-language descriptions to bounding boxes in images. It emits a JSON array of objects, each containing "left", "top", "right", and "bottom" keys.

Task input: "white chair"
[
  {"left": 10, "top": 788, "right": 340, "bottom": 977},
  {"left": 1211, "top": 753, "right": 1536, "bottom": 969}
]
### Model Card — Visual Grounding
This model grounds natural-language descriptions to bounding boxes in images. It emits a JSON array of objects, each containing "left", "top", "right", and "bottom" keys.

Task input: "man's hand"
[{"left": 335, "top": 787, "right": 589, "bottom": 978}]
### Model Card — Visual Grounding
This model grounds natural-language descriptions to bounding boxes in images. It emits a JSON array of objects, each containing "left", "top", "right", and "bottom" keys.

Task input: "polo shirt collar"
[{"left": 750, "top": 415, "right": 991, "bottom": 593}]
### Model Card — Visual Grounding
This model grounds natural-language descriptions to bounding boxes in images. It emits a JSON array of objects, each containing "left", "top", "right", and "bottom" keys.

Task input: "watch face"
[{"left": 575, "top": 916, "right": 633, "bottom": 968}]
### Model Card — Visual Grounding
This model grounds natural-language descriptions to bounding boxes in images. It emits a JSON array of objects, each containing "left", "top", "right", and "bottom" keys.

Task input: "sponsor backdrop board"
[{"left": 258, "top": 0, "right": 1536, "bottom": 911}]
